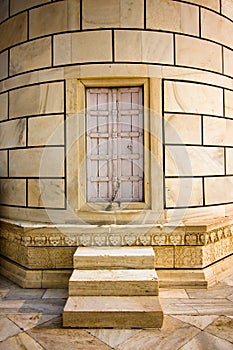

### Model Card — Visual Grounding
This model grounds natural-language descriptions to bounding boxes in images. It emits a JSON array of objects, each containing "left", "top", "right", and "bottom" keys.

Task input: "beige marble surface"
[
  {"left": 204, "top": 116, "right": 233, "bottom": 146},
  {"left": 28, "top": 115, "right": 64, "bottom": 146},
  {"left": 165, "top": 145, "right": 224, "bottom": 176},
  {"left": 0, "top": 51, "right": 8, "bottom": 80},
  {"left": 174, "top": 0, "right": 220, "bottom": 12},
  {"left": 224, "top": 47, "right": 233, "bottom": 77},
  {"left": 226, "top": 149, "right": 233, "bottom": 174},
  {"left": 10, "top": 37, "right": 51, "bottom": 75},
  {"left": 115, "top": 30, "right": 173, "bottom": 64},
  {"left": 202, "top": 8, "right": 233, "bottom": 48},
  {"left": 9, "top": 147, "right": 64, "bottom": 177},
  {"left": 204, "top": 176, "right": 233, "bottom": 205},
  {"left": 225, "top": 90, "right": 233, "bottom": 118},
  {"left": 74, "top": 247, "right": 155, "bottom": 269},
  {"left": 9, "top": 82, "right": 64, "bottom": 119},
  {"left": 0, "top": 13, "right": 27, "bottom": 51},
  {"left": 82, "top": 0, "right": 144, "bottom": 29},
  {"left": 54, "top": 31, "right": 112, "bottom": 65},
  {"left": 165, "top": 177, "right": 203, "bottom": 207},
  {"left": 0, "top": 119, "right": 26, "bottom": 149},
  {"left": 222, "top": 0, "right": 233, "bottom": 20},
  {"left": 0, "top": 274, "right": 233, "bottom": 349},
  {"left": 0, "top": 179, "right": 26, "bottom": 206},
  {"left": 0, "top": 151, "right": 7, "bottom": 177},
  {"left": 30, "top": 1, "right": 68, "bottom": 38},
  {"left": 147, "top": 0, "right": 199, "bottom": 35},
  {"left": 69, "top": 269, "right": 158, "bottom": 296},
  {"left": 176, "top": 35, "right": 222, "bottom": 72},
  {"left": 10, "top": 0, "right": 50, "bottom": 15},
  {"left": 164, "top": 81, "right": 223, "bottom": 116},
  {"left": 0, "top": 93, "right": 8, "bottom": 121},
  {"left": 28, "top": 179, "right": 65, "bottom": 208},
  {"left": 0, "top": 0, "right": 9, "bottom": 22},
  {"left": 164, "top": 113, "right": 201, "bottom": 145}
]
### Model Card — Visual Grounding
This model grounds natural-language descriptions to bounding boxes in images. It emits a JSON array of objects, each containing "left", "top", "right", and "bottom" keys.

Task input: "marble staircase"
[{"left": 63, "top": 247, "right": 163, "bottom": 328}]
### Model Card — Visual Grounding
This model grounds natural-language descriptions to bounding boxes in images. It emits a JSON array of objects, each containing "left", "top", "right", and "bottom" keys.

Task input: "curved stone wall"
[{"left": 1, "top": 0, "right": 233, "bottom": 224}]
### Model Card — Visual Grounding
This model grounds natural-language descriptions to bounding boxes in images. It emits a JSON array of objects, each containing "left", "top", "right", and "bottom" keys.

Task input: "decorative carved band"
[{"left": 0, "top": 224, "right": 232, "bottom": 248}]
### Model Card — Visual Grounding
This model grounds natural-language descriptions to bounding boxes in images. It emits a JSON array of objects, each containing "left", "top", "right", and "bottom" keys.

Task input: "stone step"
[
  {"left": 73, "top": 246, "right": 155, "bottom": 269},
  {"left": 69, "top": 269, "right": 159, "bottom": 296},
  {"left": 63, "top": 295, "right": 163, "bottom": 328}
]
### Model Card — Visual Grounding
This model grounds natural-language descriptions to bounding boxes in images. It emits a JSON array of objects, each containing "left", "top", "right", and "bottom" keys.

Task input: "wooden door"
[{"left": 86, "top": 87, "right": 143, "bottom": 203}]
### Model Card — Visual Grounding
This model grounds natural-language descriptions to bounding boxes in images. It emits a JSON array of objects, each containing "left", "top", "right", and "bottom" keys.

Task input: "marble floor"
[{"left": 0, "top": 274, "right": 233, "bottom": 349}]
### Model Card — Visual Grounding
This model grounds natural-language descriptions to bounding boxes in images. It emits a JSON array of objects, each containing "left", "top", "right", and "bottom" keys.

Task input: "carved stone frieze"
[
  {"left": 0, "top": 221, "right": 233, "bottom": 248},
  {"left": 0, "top": 218, "right": 233, "bottom": 269}
]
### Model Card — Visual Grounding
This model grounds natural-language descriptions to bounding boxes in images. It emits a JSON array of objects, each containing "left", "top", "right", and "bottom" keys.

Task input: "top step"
[{"left": 74, "top": 247, "right": 155, "bottom": 269}]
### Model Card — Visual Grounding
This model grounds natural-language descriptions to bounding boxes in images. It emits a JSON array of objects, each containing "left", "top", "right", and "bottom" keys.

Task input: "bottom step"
[{"left": 63, "top": 296, "right": 163, "bottom": 328}]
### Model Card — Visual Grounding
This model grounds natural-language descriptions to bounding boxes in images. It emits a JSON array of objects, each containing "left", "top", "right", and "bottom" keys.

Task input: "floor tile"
[
  {"left": 116, "top": 316, "right": 200, "bottom": 350},
  {"left": 172, "top": 315, "right": 219, "bottom": 330},
  {"left": 205, "top": 316, "right": 233, "bottom": 343},
  {"left": 0, "top": 276, "right": 19, "bottom": 289},
  {"left": 223, "top": 276, "right": 233, "bottom": 286},
  {"left": 0, "top": 290, "right": 9, "bottom": 299},
  {"left": 0, "top": 298, "right": 65, "bottom": 315},
  {"left": 88, "top": 328, "right": 141, "bottom": 348},
  {"left": 0, "top": 300, "right": 25, "bottom": 314},
  {"left": 26, "top": 316, "right": 111, "bottom": 349},
  {"left": 0, "top": 332, "right": 45, "bottom": 350},
  {"left": 5, "top": 289, "right": 45, "bottom": 300},
  {"left": 0, "top": 317, "right": 21, "bottom": 341},
  {"left": 186, "top": 284, "right": 233, "bottom": 299},
  {"left": 160, "top": 289, "right": 188, "bottom": 299},
  {"left": 1, "top": 273, "right": 233, "bottom": 349},
  {"left": 160, "top": 298, "right": 199, "bottom": 315},
  {"left": 42, "top": 289, "right": 68, "bottom": 299},
  {"left": 179, "top": 330, "right": 233, "bottom": 350},
  {"left": 8, "top": 314, "right": 58, "bottom": 331}
]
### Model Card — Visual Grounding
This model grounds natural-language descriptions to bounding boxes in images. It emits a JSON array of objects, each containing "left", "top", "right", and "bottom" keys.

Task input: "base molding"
[
  {"left": 157, "top": 253, "right": 233, "bottom": 288},
  {"left": 0, "top": 256, "right": 71, "bottom": 288},
  {"left": 1, "top": 253, "right": 232, "bottom": 289}
]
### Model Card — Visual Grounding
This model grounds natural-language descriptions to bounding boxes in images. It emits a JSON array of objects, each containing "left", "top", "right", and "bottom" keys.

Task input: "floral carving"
[
  {"left": 80, "top": 234, "right": 92, "bottom": 246},
  {"left": 94, "top": 235, "right": 107, "bottom": 246},
  {"left": 124, "top": 234, "right": 137, "bottom": 246},
  {"left": 109, "top": 235, "right": 121, "bottom": 246},
  {"left": 34, "top": 236, "right": 46, "bottom": 246},
  {"left": 64, "top": 236, "right": 76, "bottom": 246},
  {"left": 49, "top": 236, "right": 61, "bottom": 246}
]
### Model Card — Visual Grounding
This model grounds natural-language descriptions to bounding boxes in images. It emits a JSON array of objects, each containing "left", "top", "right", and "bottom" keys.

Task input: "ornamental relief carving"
[{"left": 0, "top": 224, "right": 233, "bottom": 249}]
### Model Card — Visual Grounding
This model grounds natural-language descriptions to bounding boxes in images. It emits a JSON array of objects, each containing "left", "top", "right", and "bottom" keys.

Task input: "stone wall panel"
[
  {"left": 0, "top": 93, "right": 8, "bottom": 121},
  {"left": 0, "top": 151, "right": 7, "bottom": 177},
  {"left": 10, "top": 37, "right": 51, "bottom": 75},
  {"left": 9, "top": 147, "right": 64, "bottom": 177},
  {"left": 164, "top": 81, "right": 224, "bottom": 116},
  {"left": 10, "top": 0, "right": 51, "bottom": 15},
  {"left": 0, "top": 51, "right": 8, "bottom": 80},
  {"left": 0, "top": 119, "right": 26, "bottom": 149},
  {"left": 147, "top": 0, "right": 199, "bottom": 35},
  {"left": 115, "top": 30, "right": 173, "bottom": 64},
  {"left": 176, "top": 35, "right": 222, "bottom": 73},
  {"left": 201, "top": 8, "right": 233, "bottom": 48},
  {"left": 82, "top": 0, "right": 144, "bottom": 29},
  {"left": 28, "top": 179, "right": 65, "bottom": 208},
  {"left": 0, "top": 13, "right": 27, "bottom": 51},
  {"left": 9, "top": 83, "right": 64, "bottom": 118},
  {"left": 28, "top": 115, "right": 64, "bottom": 146},
  {"left": 0, "top": 179, "right": 26, "bottom": 206}
]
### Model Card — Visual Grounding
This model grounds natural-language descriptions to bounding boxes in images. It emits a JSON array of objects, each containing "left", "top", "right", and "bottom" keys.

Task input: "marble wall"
[{"left": 0, "top": 0, "right": 233, "bottom": 224}]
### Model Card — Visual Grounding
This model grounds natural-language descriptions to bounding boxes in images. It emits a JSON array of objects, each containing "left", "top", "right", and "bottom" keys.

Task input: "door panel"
[{"left": 86, "top": 87, "right": 143, "bottom": 203}]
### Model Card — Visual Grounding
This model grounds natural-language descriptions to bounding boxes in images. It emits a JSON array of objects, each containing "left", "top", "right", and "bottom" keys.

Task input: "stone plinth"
[{"left": 0, "top": 217, "right": 233, "bottom": 288}]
